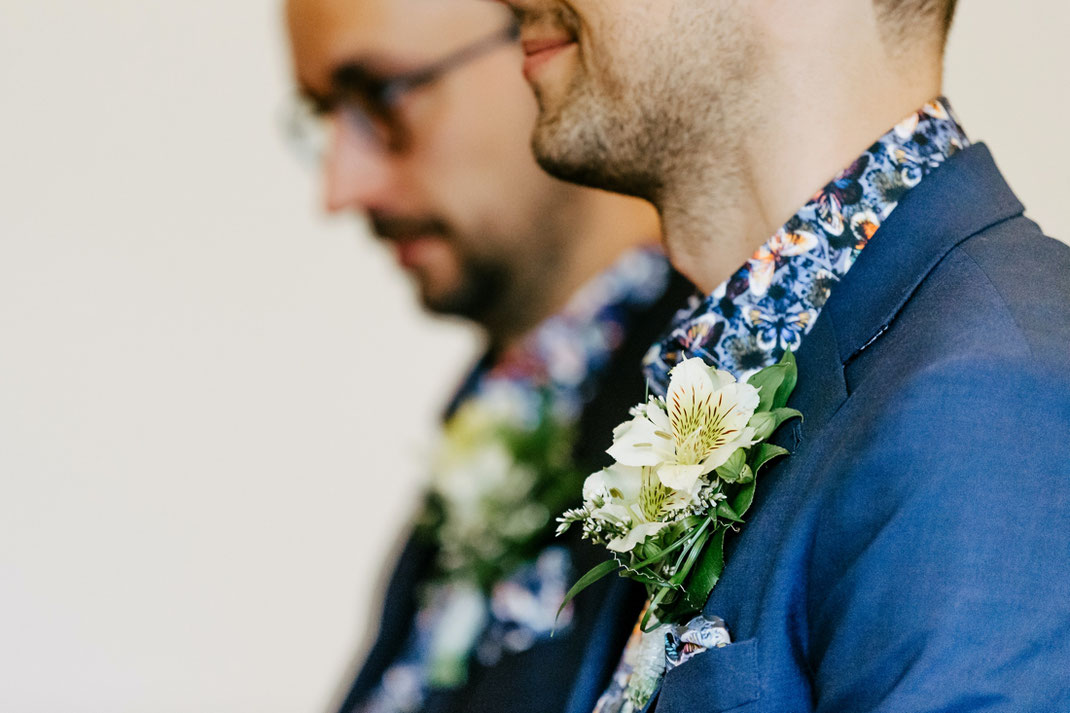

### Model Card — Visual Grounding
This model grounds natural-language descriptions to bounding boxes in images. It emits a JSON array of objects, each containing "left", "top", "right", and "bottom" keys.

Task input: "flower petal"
[
  {"left": 601, "top": 463, "right": 644, "bottom": 501},
  {"left": 708, "top": 367, "right": 737, "bottom": 391},
  {"left": 645, "top": 399, "right": 672, "bottom": 431},
  {"left": 607, "top": 521, "right": 667, "bottom": 553},
  {"left": 607, "top": 414, "right": 671, "bottom": 467},
  {"left": 592, "top": 502, "right": 632, "bottom": 526},
  {"left": 582, "top": 470, "right": 609, "bottom": 503},
  {"left": 655, "top": 462, "right": 706, "bottom": 491},
  {"left": 721, "top": 380, "right": 761, "bottom": 415},
  {"left": 667, "top": 358, "right": 717, "bottom": 406}
]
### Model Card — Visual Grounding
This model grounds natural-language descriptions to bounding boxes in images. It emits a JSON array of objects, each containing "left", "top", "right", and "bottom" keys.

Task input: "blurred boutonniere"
[
  {"left": 416, "top": 384, "right": 582, "bottom": 686},
  {"left": 423, "top": 385, "right": 579, "bottom": 589}
]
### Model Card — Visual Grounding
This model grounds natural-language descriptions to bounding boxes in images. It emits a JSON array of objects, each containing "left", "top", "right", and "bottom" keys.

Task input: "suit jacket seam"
[{"left": 956, "top": 235, "right": 1036, "bottom": 361}]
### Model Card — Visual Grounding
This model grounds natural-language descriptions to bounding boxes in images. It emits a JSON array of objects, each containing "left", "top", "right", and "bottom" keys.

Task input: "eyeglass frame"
[{"left": 285, "top": 21, "right": 520, "bottom": 159}]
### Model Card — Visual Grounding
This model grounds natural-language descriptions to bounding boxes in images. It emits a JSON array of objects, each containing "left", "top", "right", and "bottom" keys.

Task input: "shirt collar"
[{"left": 642, "top": 97, "right": 970, "bottom": 395}]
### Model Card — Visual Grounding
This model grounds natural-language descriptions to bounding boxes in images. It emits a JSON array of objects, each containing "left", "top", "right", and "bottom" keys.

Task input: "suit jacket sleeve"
[{"left": 807, "top": 357, "right": 1070, "bottom": 712}]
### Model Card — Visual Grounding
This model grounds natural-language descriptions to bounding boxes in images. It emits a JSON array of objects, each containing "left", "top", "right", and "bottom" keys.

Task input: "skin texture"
[
  {"left": 286, "top": 0, "right": 660, "bottom": 348},
  {"left": 496, "top": 0, "right": 945, "bottom": 293}
]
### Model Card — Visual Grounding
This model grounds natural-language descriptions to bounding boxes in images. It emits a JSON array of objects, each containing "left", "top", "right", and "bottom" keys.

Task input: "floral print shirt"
[{"left": 360, "top": 247, "right": 672, "bottom": 713}]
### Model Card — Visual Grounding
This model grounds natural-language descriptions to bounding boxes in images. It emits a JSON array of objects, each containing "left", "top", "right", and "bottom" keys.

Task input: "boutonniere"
[
  {"left": 557, "top": 352, "right": 800, "bottom": 683},
  {"left": 423, "top": 385, "right": 580, "bottom": 590}
]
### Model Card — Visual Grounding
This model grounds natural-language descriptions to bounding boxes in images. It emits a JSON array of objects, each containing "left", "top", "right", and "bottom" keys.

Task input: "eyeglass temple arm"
[{"left": 389, "top": 22, "right": 520, "bottom": 96}]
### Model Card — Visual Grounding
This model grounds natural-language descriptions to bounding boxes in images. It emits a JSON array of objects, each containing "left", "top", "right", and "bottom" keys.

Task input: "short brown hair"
[{"left": 874, "top": 0, "right": 958, "bottom": 51}]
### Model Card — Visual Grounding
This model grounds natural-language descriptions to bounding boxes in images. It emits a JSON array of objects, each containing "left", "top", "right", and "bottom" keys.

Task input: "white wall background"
[{"left": 0, "top": 2, "right": 1067, "bottom": 712}]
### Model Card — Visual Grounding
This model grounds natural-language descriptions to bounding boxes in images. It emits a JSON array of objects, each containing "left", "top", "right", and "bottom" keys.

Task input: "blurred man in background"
[{"left": 285, "top": 0, "right": 692, "bottom": 711}]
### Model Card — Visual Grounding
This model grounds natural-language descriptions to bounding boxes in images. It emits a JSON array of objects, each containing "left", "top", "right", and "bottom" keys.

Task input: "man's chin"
[
  {"left": 413, "top": 277, "right": 490, "bottom": 322},
  {"left": 530, "top": 75, "right": 659, "bottom": 199},
  {"left": 419, "top": 291, "right": 489, "bottom": 323},
  {"left": 419, "top": 270, "right": 509, "bottom": 326},
  {"left": 533, "top": 128, "right": 650, "bottom": 200}
]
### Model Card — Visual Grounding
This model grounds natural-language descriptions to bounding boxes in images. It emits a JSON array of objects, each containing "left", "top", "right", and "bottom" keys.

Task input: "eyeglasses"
[{"left": 284, "top": 22, "right": 520, "bottom": 163}]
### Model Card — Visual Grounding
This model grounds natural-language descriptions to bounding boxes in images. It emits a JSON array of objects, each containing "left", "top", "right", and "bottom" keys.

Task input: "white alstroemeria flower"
[
  {"left": 606, "top": 400, "right": 676, "bottom": 467},
  {"left": 608, "top": 358, "right": 761, "bottom": 493},
  {"left": 435, "top": 442, "right": 518, "bottom": 509},
  {"left": 430, "top": 399, "right": 545, "bottom": 572},
  {"left": 582, "top": 464, "right": 641, "bottom": 532},
  {"left": 584, "top": 462, "right": 641, "bottom": 504},
  {"left": 581, "top": 463, "right": 694, "bottom": 553}
]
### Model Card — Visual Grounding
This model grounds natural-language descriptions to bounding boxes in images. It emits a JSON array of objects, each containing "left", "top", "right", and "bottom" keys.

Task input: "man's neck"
[
  {"left": 657, "top": 25, "right": 943, "bottom": 294},
  {"left": 487, "top": 192, "right": 660, "bottom": 354}
]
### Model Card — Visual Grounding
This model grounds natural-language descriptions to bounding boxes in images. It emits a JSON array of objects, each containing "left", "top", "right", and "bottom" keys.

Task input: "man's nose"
[{"left": 322, "top": 115, "right": 395, "bottom": 214}]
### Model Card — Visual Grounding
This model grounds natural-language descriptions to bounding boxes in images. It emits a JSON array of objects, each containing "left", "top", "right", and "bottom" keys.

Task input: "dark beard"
[
  {"left": 370, "top": 212, "right": 513, "bottom": 324},
  {"left": 422, "top": 256, "right": 511, "bottom": 324}
]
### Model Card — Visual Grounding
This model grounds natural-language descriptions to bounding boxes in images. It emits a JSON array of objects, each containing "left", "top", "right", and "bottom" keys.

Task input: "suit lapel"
[{"left": 825, "top": 143, "right": 1024, "bottom": 366}]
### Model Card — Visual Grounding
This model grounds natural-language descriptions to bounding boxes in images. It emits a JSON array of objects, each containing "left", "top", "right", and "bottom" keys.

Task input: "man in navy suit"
[{"left": 495, "top": 0, "right": 1070, "bottom": 710}]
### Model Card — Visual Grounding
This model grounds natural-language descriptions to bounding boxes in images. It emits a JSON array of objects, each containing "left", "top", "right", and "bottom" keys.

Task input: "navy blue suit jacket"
[{"left": 569, "top": 144, "right": 1070, "bottom": 713}]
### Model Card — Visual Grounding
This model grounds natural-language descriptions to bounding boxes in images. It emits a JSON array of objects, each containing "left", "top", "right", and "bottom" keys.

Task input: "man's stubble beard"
[
  {"left": 530, "top": 5, "right": 758, "bottom": 281},
  {"left": 531, "top": 64, "right": 670, "bottom": 202},
  {"left": 532, "top": 27, "right": 750, "bottom": 199},
  {"left": 375, "top": 214, "right": 543, "bottom": 328}
]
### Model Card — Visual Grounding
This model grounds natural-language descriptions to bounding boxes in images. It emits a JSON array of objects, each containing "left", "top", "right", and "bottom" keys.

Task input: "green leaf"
[
  {"left": 750, "top": 442, "right": 790, "bottom": 476},
  {"left": 732, "top": 478, "right": 757, "bottom": 517},
  {"left": 659, "top": 516, "right": 713, "bottom": 582},
  {"left": 715, "top": 448, "right": 748, "bottom": 482},
  {"left": 665, "top": 515, "right": 705, "bottom": 541},
  {"left": 716, "top": 500, "right": 744, "bottom": 523},
  {"left": 773, "top": 350, "right": 799, "bottom": 409},
  {"left": 748, "top": 411, "right": 778, "bottom": 441},
  {"left": 627, "top": 540, "right": 681, "bottom": 572},
  {"left": 623, "top": 567, "right": 674, "bottom": 589},
  {"left": 736, "top": 464, "right": 754, "bottom": 484},
  {"left": 641, "top": 585, "right": 674, "bottom": 632},
  {"left": 683, "top": 528, "right": 727, "bottom": 610},
  {"left": 627, "top": 518, "right": 707, "bottom": 573},
  {"left": 747, "top": 361, "right": 789, "bottom": 412},
  {"left": 768, "top": 407, "right": 803, "bottom": 431},
  {"left": 670, "top": 528, "right": 712, "bottom": 586},
  {"left": 638, "top": 540, "right": 664, "bottom": 564},
  {"left": 555, "top": 559, "right": 619, "bottom": 627}
]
